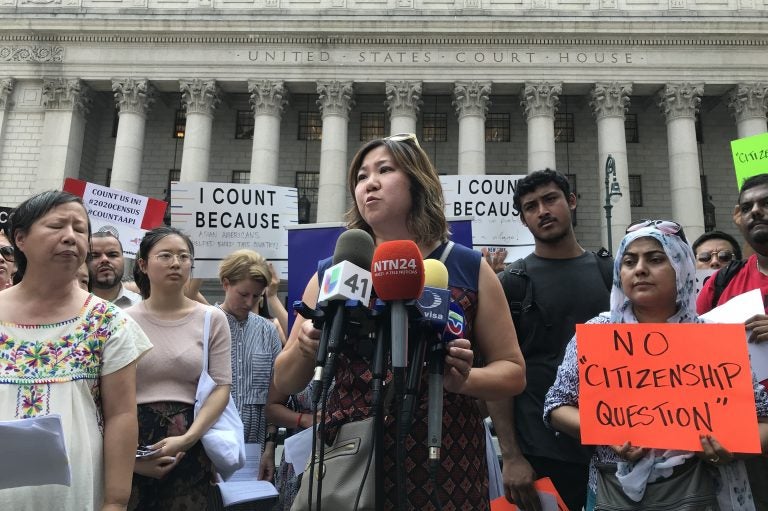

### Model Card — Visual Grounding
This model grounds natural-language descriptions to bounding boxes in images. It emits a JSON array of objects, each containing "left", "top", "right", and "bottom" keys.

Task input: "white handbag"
[{"left": 194, "top": 308, "right": 246, "bottom": 480}]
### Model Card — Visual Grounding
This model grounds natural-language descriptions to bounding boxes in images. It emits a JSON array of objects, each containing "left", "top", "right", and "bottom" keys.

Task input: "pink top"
[{"left": 127, "top": 301, "right": 232, "bottom": 405}]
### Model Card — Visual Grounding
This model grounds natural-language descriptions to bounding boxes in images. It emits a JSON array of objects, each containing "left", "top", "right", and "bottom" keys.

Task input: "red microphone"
[{"left": 371, "top": 240, "right": 425, "bottom": 369}]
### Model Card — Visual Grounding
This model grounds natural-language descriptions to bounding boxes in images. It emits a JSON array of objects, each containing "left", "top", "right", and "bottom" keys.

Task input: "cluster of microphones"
[{"left": 297, "top": 228, "right": 466, "bottom": 465}]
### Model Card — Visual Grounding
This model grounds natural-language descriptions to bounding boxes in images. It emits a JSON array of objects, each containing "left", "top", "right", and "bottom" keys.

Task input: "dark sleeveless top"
[{"left": 317, "top": 241, "right": 489, "bottom": 510}]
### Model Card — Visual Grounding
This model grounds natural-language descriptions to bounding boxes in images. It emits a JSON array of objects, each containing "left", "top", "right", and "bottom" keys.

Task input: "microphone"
[
  {"left": 370, "top": 240, "right": 425, "bottom": 371},
  {"left": 401, "top": 259, "right": 452, "bottom": 434},
  {"left": 428, "top": 299, "right": 466, "bottom": 463},
  {"left": 312, "top": 229, "right": 375, "bottom": 404}
]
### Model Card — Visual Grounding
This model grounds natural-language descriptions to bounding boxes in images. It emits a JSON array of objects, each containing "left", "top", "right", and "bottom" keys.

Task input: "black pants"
[{"left": 526, "top": 454, "right": 589, "bottom": 511}]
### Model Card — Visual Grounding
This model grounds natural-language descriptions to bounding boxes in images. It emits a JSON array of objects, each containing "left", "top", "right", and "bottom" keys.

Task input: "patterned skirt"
[{"left": 128, "top": 402, "right": 214, "bottom": 511}]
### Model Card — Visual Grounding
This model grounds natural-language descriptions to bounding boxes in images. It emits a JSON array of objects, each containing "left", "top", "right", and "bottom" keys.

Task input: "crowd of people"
[{"left": 0, "top": 134, "right": 767, "bottom": 511}]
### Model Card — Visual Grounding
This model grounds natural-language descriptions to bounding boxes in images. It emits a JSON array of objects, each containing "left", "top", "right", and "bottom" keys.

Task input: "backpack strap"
[
  {"left": 593, "top": 248, "right": 614, "bottom": 291},
  {"left": 711, "top": 259, "right": 747, "bottom": 309},
  {"left": 498, "top": 258, "right": 533, "bottom": 325}
]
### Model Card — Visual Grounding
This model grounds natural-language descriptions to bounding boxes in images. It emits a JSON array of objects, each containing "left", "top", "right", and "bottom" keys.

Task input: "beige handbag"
[{"left": 291, "top": 417, "right": 376, "bottom": 511}]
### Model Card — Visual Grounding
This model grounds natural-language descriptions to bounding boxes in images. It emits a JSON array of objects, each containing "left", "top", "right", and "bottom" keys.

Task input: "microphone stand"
[{"left": 370, "top": 307, "right": 389, "bottom": 511}]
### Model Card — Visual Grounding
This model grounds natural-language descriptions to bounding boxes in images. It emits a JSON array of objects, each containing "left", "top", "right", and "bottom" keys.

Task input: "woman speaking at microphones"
[{"left": 273, "top": 133, "right": 526, "bottom": 510}]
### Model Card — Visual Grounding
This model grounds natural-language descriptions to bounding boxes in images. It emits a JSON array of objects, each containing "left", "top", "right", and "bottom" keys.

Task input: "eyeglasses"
[
  {"left": 696, "top": 250, "right": 735, "bottom": 264},
  {"left": 385, "top": 133, "right": 421, "bottom": 149},
  {"left": 0, "top": 246, "right": 14, "bottom": 262},
  {"left": 152, "top": 252, "right": 192, "bottom": 265},
  {"left": 626, "top": 219, "right": 688, "bottom": 243}
]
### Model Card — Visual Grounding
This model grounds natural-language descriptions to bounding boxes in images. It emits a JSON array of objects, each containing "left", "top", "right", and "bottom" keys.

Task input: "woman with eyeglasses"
[
  {"left": 0, "top": 191, "right": 151, "bottom": 511},
  {"left": 691, "top": 231, "right": 742, "bottom": 271},
  {"left": 544, "top": 220, "right": 768, "bottom": 511},
  {"left": 274, "top": 134, "right": 526, "bottom": 510},
  {"left": 125, "top": 226, "right": 232, "bottom": 510},
  {"left": 0, "top": 232, "right": 16, "bottom": 289}
]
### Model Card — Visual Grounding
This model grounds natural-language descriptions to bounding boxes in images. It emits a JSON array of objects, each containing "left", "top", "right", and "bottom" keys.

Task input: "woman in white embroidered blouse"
[{"left": 0, "top": 191, "right": 151, "bottom": 511}]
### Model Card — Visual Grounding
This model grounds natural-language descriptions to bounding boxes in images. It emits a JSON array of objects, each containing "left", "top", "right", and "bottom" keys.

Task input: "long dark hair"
[
  {"left": 9, "top": 191, "right": 90, "bottom": 284},
  {"left": 133, "top": 226, "right": 194, "bottom": 299}
]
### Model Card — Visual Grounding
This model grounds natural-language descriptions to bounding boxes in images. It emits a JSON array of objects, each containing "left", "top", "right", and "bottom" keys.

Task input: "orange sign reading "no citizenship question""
[{"left": 576, "top": 323, "right": 761, "bottom": 453}]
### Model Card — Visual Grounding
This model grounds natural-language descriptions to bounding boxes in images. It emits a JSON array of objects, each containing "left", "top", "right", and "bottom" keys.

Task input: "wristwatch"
[{"left": 265, "top": 431, "right": 277, "bottom": 444}]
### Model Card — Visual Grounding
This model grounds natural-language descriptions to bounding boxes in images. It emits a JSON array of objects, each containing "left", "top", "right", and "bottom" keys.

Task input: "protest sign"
[
  {"left": 440, "top": 175, "right": 534, "bottom": 262},
  {"left": 577, "top": 322, "right": 761, "bottom": 453},
  {"left": 0, "top": 206, "right": 12, "bottom": 235},
  {"left": 63, "top": 178, "right": 167, "bottom": 258},
  {"left": 731, "top": 132, "right": 768, "bottom": 190},
  {"left": 171, "top": 182, "right": 296, "bottom": 279}
]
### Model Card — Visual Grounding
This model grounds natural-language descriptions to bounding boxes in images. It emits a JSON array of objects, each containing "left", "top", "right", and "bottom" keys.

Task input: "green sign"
[{"left": 731, "top": 132, "right": 768, "bottom": 190}]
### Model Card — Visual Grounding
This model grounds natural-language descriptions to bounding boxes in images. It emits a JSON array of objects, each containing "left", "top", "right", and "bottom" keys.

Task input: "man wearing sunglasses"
[
  {"left": 696, "top": 173, "right": 768, "bottom": 511},
  {"left": 691, "top": 230, "right": 742, "bottom": 270},
  {"left": 0, "top": 230, "right": 15, "bottom": 289}
]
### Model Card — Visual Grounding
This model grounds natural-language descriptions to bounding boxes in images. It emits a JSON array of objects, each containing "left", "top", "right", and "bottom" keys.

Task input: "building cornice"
[{"left": 2, "top": 32, "right": 768, "bottom": 47}]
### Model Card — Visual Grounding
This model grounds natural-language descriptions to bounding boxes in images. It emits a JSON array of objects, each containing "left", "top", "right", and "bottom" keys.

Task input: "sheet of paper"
[
  {"left": 284, "top": 426, "right": 314, "bottom": 475},
  {"left": 700, "top": 288, "right": 763, "bottom": 324},
  {"left": 217, "top": 443, "right": 278, "bottom": 505},
  {"left": 0, "top": 414, "right": 71, "bottom": 490},
  {"left": 218, "top": 481, "right": 278, "bottom": 507},
  {"left": 700, "top": 289, "right": 768, "bottom": 382}
]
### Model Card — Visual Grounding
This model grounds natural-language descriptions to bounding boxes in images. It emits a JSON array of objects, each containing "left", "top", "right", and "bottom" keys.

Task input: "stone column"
[
  {"left": 590, "top": 82, "right": 633, "bottom": 252},
  {"left": 316, "top": 81, "right": 354, "bottom": 223},
  {"left": 179, "top": 79, "right": 221, "bottom": 183},
  {"left": 385, "top": 80, "right": 422, "bottom": 136},
  {"left": 248, "top": 80, "right": 288, "bottom": 185},
  {"left": 728, "top": 83, "right": 768, "bottom": 139},
  {"left": 37, "top": 78, "right": 91, "bottom": 192},
  {"left": 453, "top": 81, "right": 492, "bottom": 175},
  {"left": 111, "top": 78, "right": 154, "bottom": 193},
  {"left": 0, "top": 79, "right": 14, "bottom": 166},
  {"left": 659, "top": 82, "right": 705, "bottom": 242},
  {"left": 521, "top": 82, "right": 561, "bottom": 173}
]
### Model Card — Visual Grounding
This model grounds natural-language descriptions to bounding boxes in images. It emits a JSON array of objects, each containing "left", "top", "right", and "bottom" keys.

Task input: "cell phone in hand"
[{"left": 136, "top": 446, "right": 160, "bottom": 458}]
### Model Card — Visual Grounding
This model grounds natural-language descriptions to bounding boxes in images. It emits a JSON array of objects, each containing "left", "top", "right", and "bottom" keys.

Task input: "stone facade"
[{"left": 1, "top": 5, "right": 767, "bottom": 251}]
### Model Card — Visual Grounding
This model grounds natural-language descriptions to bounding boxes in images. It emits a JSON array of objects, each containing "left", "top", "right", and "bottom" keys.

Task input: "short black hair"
[
  {"left": 92, "top": 230, "right": 124, "bottom": 254},
  {"left": 9, "top": 191, "right": 90, "bottom": 284},
  {"left": 738, "top": 174, "right": 768, "bottom": 204},
  {"left": 513, "top": 169, "right": 571, "bottom": 214},
  {"left": 691, "top": 230, "right": 742, "bottom": 261}
]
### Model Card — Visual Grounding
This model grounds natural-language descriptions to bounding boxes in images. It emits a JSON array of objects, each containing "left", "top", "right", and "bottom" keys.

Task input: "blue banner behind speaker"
[{"left": 287, "top": 219, "right": 473, "bottom": 331}]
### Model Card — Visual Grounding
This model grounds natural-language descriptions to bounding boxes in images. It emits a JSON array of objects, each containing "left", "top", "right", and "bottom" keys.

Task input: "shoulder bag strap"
[
  {"left": 438, "top": 240, "right": 455, "bottom": 264},
  {"left": 201, "top": 307, "right": 212, "bottom": 374}
]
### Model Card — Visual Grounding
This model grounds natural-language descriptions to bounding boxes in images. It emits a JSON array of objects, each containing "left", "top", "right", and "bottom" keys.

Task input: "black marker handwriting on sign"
[
  {"left": 579, "top": 356, "right": 742, "bottom": 391},
  {"left": 594, "top": 399, "right": 723, "bottom": 432},
  {"left": 613, "top": 329, "right": 669, "bottom": 356},
  {"left": 203, "top": 187, "right": 276, "bottom": 206}
]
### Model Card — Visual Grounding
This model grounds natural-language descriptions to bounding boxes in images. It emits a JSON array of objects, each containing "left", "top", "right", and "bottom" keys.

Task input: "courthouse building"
[{"left": 1, "top": 0, "right": 767, "bottom": 251}]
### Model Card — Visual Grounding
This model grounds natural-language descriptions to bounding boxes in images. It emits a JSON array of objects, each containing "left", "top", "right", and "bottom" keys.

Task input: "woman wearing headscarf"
[{"left": 544, "top": 220, "right": 768, "bottom": 510}]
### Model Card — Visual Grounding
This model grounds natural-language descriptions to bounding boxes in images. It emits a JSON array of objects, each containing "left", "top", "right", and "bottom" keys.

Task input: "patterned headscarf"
[{"left": 609, "top": 225, "right": 700, "bottom": 324}]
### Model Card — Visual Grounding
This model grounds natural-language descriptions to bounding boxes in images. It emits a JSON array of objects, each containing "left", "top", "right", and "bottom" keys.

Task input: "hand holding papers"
[{"left": 0, "top": 414, "right": 70, "bottom": 490}]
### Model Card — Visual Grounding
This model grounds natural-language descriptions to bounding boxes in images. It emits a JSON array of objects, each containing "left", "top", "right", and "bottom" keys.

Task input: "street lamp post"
[{"left": 604, "top": 154, "right": 623, "bottom": 252}]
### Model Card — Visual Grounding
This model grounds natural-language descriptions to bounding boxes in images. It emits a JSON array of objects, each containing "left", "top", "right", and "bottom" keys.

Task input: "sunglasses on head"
[
  {"left": 696, "top": 250, "right": 735, "bottom": 264},
  {"left": 384, "top": 133, "right": 421, "bottom": 149},
  {"left": 626, "top": 219, "right": 688, "bottom": 244},
  {"left": 0, "top": 245, "right": 14, "bottom": 262}
]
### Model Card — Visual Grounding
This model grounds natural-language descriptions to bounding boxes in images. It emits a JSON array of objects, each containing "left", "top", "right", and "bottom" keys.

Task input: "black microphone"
[
  {"left": 429, "top": 299, "right": 466, "bottom": 464},
  {"left": 312, "top": 229, "right": 375, "bottom": 405}
]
